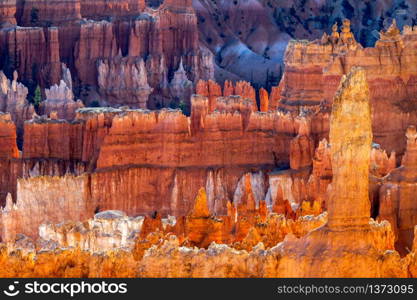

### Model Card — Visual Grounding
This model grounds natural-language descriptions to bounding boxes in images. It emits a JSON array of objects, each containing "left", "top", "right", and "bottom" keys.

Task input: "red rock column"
[
  {"left": 259, "top": 88, "right": 269, "bottom": 112},
  {"left": 0, "top": 113, "right": 18, "bottom": 159},
  {"left": 327, "top": 67, "right": 372, "bottom": 229},
  {"left": 401, "top": 126, "right": 417, "bottom": 168},
  {"left": 289, "top": 118, "right": 314, "bottom": 170}
]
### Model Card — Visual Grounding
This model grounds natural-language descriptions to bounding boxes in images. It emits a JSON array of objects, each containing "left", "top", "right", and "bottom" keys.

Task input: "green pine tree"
[
  {"left": 33, "top": 85, "right": 42, "bottom": 107},
  {"left": 178, "top": 101, "right": 186, "bottom": 114}
]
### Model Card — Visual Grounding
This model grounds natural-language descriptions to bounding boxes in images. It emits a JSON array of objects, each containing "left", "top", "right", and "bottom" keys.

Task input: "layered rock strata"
[
  {"left": 275, "top": 68, "right": 405, "bottom": 277},
  {"left": 0, "top": 26, "right": 61, "bottom": 88},
  {"left": 0, "top": 98, "right": 302, "bottom": 242},
  {"left": 0, "top": 112, "right": 19, "bottom": 204},
  {"left": 20, "top": 0, "right": 82, "bottom": 26},
  {"left": 0, "top": 0, "right": 214, "bottom": 109},
  {"left": 280, "top": 21, "right": 417, "bottom": 155},
  {"left": 80, "top": 0, "right": 145, "bottom": 20},
  {"left": 379, "top": 126, "right": 417, "bottom": 254}
]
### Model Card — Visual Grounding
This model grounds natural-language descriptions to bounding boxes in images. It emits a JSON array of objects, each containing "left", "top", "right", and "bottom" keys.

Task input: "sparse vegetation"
[{"left": 33, "top": 85, "right": 42, "bottom": 107}]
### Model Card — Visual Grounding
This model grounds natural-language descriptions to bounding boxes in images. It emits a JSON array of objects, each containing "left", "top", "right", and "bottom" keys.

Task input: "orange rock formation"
[
  {"left": 276, "top": 68, "right": 405, "bottom": 277},
  {"left": 379, "top": 125, "right": 417, "bottom": 255},
  {"left": 0, "top": 5, "right": 416, "bottom": 278},
  {"left": 280, "top": 20, "right": 417, "bottom": 155}
]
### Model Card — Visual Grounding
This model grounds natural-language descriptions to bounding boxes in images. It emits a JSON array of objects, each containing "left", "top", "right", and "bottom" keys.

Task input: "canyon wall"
[
  {"left": 0, "top": 112, "right": 19, "bottom": 204},
  {"left": 379, "top": 126, "right": 417, "bottom": 255},
  {"left": 96, "top": 107, "right": 296, "bottom": 169},
  {"left": 0, "top": 0, "right": 214, "bottom": 109},
  {"left": 20, "top": 0, "right": 82, "bottom": 26},
  {"left": 80, "top": 0, "right": 145, "bottom": 20},
  {"left": 0, "top": 94, "right": 302, "bottom": 242},
  {"left": 280, "top": 21, "right": 417, "bottom": 155},
  {"left": 270, "top": 68, "right": 406, "bottom": 277}
]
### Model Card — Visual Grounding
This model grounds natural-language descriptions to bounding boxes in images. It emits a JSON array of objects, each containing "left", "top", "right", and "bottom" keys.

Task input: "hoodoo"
[{"left": 276, "top": 68, "right": 405, "bottom": 277}]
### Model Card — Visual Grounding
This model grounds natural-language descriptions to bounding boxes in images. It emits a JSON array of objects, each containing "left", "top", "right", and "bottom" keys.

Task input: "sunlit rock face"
[
  {"left": 0, "top": 175, "right": 91, "bottom": 242},
  {"left": 0, "top": 101, "right": 299, "bottom": 230},
  {"left": 280, "top": 21, "right": 417, "bottom": 156},
  {"left": 275, "top": 68, "right": 406, "bottom": 278},
  {"left": 327, "top": 67, "right": 372, "bottom": 229},
  {"left": 0, "top": 192, "right": 330, "bottom": 277}
]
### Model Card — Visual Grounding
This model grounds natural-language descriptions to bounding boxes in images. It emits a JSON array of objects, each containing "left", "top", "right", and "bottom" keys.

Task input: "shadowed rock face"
[
  {"left": 97, "top": 57, "right": 153, "bottom": 108},
  {"left": 1, "top": 0, "right": 417, "bottom": 91},
  {"left": 0, "top": 71, "right": 35, "bottom": 144},
  {"left": 0, "top": 0, "right": 214, "bottom": 109},
  {"left": 379, "top": 125, "right": 417, "bottom": 254},
  {"left": 20, "top": 0, "right": 82, "bottom": 26},
  {"left": 39, "top": 64, "right": 84, "bottom": 120}
]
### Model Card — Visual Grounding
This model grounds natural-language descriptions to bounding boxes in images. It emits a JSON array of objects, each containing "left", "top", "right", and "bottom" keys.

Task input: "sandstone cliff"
[
  {"left": 274, "top": 68, "right": 406, "bottom": 277},
  {"left": 0, "top": 0, "right": 214, "bottom": 110},
  {"left": 20, "top": 0, "right": 82, "bottom": 26},
  {"left": 0, "top": 112, "right": 19, "bottom": 205},
  {"left": 379, "top": 126, "right": 417, "bottom": 255},
  {"left": 280, "top": 21, "right": 417, "bottom": 155},
  {"left": 80, "top": 0, "right": 145, "bottom": 20}
]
